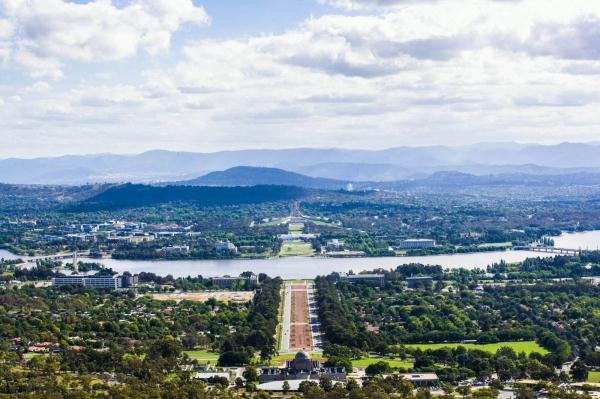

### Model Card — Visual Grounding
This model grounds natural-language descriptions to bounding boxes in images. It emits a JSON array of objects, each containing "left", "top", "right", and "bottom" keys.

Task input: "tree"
[
  {"left": 319, "top": 376, "right": 333, "bottom": 391},
  {"left": 365, "top": 361, "right": 391, "bottom": 376},
  {"left": 571, "top": 360, "right": 588, "bottom": 382},
  {"left": 346, "top": 378, "right": 360, "bottom": 391},
  {"left": 282, "top": 380, "right": 290, "bottom": 394},
  {"left": 243, "top": 366, "right": 259, "bottom": 383},
  {"left": 514, "top": 386, "right": 536, "bottom": 399},
  {"left": 457, "top": 385, "right": 471, "bottom": 399}
]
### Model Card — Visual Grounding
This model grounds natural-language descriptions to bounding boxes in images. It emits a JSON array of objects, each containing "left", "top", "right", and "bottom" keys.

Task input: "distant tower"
[{"left": 72, "top": 251, "right": 78, "bottom": 273}]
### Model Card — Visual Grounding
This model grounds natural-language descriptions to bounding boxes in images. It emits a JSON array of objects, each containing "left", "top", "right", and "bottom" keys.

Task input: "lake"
[
  {"left": 95, "top": 250, "right": 552, "bottom": 279},
  {"left": 552, "top": 230, "right": 600, "bottom": 250},
  {"left": 2, "top": 230, "right": 599, "bottom": 279}
]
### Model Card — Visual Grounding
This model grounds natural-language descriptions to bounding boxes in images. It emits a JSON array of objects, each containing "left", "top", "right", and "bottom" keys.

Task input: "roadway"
[{"left": 279, "top": 283, "right": 292, "bottom": 353}]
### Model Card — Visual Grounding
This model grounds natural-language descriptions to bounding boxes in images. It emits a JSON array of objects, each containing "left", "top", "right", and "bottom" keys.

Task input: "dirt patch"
[{"left": 149, "top": 291, "right": 255, "bottom": 303}]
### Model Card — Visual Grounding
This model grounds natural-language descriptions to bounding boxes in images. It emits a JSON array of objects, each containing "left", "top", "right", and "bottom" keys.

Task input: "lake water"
[
  {"left": 95, "top": 250, "right": 551, "bottom": 279},
  {"left": 552, "top": 230, "right": 600, "bottom": 250},
  {"left": 2, "top": 230, "right": 599, "bottom": 279}
]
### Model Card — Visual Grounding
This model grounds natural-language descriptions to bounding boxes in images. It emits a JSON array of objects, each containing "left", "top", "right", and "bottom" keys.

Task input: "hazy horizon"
[{"left": 2, "top": 140, "right": 600, "bottom": 161}]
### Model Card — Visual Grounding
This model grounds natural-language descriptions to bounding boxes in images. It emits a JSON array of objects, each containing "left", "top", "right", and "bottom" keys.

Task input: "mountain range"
[{"left": 1, "top": 142, "right": 600, "bottom": 185}]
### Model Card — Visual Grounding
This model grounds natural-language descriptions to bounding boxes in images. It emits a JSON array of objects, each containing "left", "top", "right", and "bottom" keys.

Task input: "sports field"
[{"left": 404, "top": 341, "right": 548, "bottom": 355}]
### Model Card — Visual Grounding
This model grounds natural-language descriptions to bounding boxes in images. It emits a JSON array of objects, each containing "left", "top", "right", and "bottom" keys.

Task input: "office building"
[
  {"left": 212, "top": 273, "right": 258, "bottom": 288},
  {"left": 52, "top": 274, "right": 138, "bottom": 290},
  {"left": 397, "top": 239, "right": 436, "bottom": 249},
  {"left": 340, "top": 273, "right": 385, "bottom": 286}
]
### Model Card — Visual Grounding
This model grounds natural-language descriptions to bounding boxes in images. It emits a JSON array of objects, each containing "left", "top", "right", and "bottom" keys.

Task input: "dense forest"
[{"left": 72, "top": 184, "right": 309, "bottom": 211}]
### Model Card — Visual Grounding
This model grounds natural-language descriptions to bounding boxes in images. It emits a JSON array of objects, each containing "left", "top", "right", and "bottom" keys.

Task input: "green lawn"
[
  {"left": 183, "top": 350, "right": 219, "bottom": 362},
  {"left": 279, "top": 241, "right": 314, "bottom": 256},
  {"left": 588, "top": 371, "right": 600, "bottom": 383},
  {"left": 404, "top": 341, "right": 548, "bottom": 355},
  {"left": 477, "top": 242, "right": 513, "bottom": 248},
  {"left": 352, "top": 357, "right": 413, "bottom": 369}
]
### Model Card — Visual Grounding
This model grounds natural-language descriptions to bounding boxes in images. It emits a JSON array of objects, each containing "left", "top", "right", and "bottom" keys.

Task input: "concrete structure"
[
  {"left": 397, "top": 239, "right": 436, "bottom": 249},
  {"left": 278, "top": 234, "right": 318, "bottom": 241},
  {"left": 280, "top": 283, "right": 293, "bottom": 353},
  {"left": 52, "top": 274, "right": 138, "bottom": 289},
  {"left": 256, "top": 379, "right": 307, "bottom": 392},
  {"left": 340, "top": 274, "right": 385, "bottom": 286},
  {"left": 212, "top": 273, "right": 258, "bottom": 288},
  {"left": 158, "top": 245, "right": 189, "bottom": 255},
  {"left": 325, "top": 239, "right": 345, "bottom": 250},
  {"left": 215, "top": 241, "right": 238, "bottom": 253},
  {"left": 406, "top": 276, "right": 433, "bottom": 289},
  {"left": 259, "top": 351, "right": 346, "bottom": 383}
]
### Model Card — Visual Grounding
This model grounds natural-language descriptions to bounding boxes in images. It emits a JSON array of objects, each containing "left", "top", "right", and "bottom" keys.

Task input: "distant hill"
[
  {"left": 1, "top": 142, "right": 599, "bottom": 184},
  {"left": 387, "top": 171, "right": 600, "bottom": 189},
  {"left": 177, "top": 166, "right": 351, "bottom": 190},
  {"left": 73, "top": 184, "right": 309, "bottom": 211}
]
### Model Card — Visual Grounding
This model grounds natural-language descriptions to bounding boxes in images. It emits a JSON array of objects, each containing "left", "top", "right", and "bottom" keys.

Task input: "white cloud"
[
  {"left": 0, "top": 0, "right": 209, "bottom": 78},
  {"left": 4, "top": 0, "right": 600, "bottom": 156}
]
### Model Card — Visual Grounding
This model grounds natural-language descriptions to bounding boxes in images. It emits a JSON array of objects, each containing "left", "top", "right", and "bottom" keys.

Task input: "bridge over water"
[{"left": 514, "top": 246, "right": 581, "bottom": 255}]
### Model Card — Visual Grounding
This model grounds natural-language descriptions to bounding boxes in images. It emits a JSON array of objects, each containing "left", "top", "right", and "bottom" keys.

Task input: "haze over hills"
[
  {"left": 178, "top": 167, "right": 600, "bottom": 191},
  {"left": 0, "top": 142, "right": 599, "bottom": 185},
  {"left": 176, "top": 166, "right": 351, "bottom": 190}
]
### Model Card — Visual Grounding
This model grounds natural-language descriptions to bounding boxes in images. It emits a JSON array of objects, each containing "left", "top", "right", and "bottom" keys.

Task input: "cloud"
[
  {"left": 0, "top": 0, "right": 209, "bottom": 78},
  {"left": 6, "top": 0, "right": 600, "bottom": 156}
]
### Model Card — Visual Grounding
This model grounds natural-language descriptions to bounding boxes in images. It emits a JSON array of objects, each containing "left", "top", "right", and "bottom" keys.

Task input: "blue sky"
[{"left": 1, "top": 0, "right": 600, "bottom": 158}]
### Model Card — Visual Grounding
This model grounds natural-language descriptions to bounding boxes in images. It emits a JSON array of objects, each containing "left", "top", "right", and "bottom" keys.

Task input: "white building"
[
  {"left": 215, "top": 241, "right": 238, "bottom": 253},
  {"left": 52, "top": 274, "right": 138, "bottom": 289},
  {"left": 397, "top": 239, "right": 436, "bottom": 249}
]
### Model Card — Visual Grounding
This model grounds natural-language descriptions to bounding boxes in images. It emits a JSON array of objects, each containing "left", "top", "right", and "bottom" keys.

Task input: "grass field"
[
  {"left": 404, "top": 341, "right": 548, "bottom": 355},
  {"left": 280, "top": 240, "right": 314, "bottom": 256},
  {"left": 183, "top": 350, "right": 219, "bottom": 362},
  {"left": 588, "top": 371, "right": 600, "bottom": 383},
  {"left": 477, "top": 242, "right": 513, "bottom": 248},
  {"left": 288, "top": 224, "right": 304, "bottom": 234},
  {"left": 352, "top": 357, "right": 413, "bottom": 369}
]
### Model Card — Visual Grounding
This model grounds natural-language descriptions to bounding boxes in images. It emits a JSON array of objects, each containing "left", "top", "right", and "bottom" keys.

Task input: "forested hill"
[
  {"left": 71, "top": 183, "right": 309, "bottom": 211},
  {"left": 176, "top": 166, "right": 350, "bottom": 190}
]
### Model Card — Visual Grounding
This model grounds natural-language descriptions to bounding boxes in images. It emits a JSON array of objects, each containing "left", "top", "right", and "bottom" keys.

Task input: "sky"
[{"left": 1, "top": 0, "right": 600, "bottom": 158}]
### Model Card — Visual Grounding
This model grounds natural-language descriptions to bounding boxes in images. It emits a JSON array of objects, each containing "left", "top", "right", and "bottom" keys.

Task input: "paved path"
[{"left": 279, "top": 284, "right": 292, "bottom": 353}]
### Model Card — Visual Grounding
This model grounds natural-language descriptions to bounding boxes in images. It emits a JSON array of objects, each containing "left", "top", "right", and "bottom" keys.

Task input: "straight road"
[{"left": 279, "top": 284, "right": 292, "bottom": 353}]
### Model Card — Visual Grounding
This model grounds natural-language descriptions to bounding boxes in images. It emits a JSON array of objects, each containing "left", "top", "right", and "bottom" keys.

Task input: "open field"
[
  {"left": 352, "top": 357, "right": 414, "bottom": 369},
  {"left": 279, "top": 240, "right": 314, "bottom": 256},
  {"left": 477, "top": 242, "right": 513, "bottom": 248},
  {"left": 404, "top": 341, "right": 548, "bottom": 355},
  {"left": 588, "top": 372, "right": 600, "bottom": 383},
  {"left": 184, "top": 350, "right": 219, "bottom": 362},
  {"left": 149, "top": 291, "right": 255, "bottom": 303}
]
